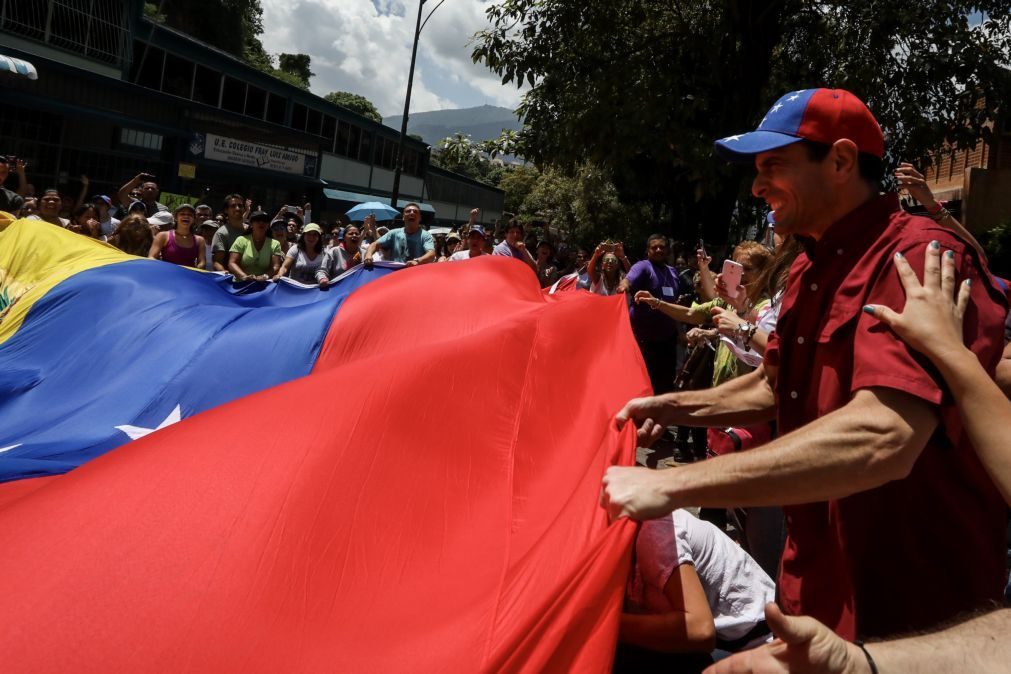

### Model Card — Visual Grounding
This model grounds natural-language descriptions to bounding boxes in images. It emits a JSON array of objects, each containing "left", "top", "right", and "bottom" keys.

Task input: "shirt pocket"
[{"left": 816, "top": 297, "right": 863, "bottom": 344}]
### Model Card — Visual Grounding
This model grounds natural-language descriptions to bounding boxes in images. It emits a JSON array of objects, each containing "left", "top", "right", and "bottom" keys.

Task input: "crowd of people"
[{"left": 4, "top": 87, "right": 1011, "bottom": 674}]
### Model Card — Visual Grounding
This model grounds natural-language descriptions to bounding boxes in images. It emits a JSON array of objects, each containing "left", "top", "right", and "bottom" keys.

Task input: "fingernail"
[
  {"left": 862, "top": 305, "right": 875, "bottom": 314},
  {"left": 946, "top": 250, "right": 954, "bottom": 259},
  {"left": 894, "top": 251, "right": 903, "bottom": 259},
  {"left": 965, "top": 279, "right": 971, "bottom": 286},
  {"left": 930, "top": 240, "right": 940, "bottom": 249}
]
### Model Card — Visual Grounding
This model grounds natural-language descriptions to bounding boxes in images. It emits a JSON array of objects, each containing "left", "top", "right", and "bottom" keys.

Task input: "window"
[
  {"left": 245, "top": 86, "right": 267, "bottom": 120},
  {"left": 131, "top": 42, "right": 164, "bottom": 90},
  {"left": 119, "top": 128, "right": 164, "bottom": 151},
  {"left": 358, "top": 131, "right": 372, "bottom": 162},
  {"left": 348, "top": 125, "right": 361, "bottom": 160},
  {"left": 291, "top": 103, "right": 308, "bottom": 132},
  {"left": 266, "top": 93, "right": 286, "bottom": 125},
  {"left": 306, "top": 108, "right": 322, "bottom": 136},
  {"left": 161, "top": 54, "right": 194, "bottom": 99},
  {"left": 333, "top": 120, "right": 348, "bottom": 156},
  {"left": 322, "top": 115, "right": 336, "bottom": 141},
  {"left": 221, "top": 77, "right": 246, "bottom": 114},
  {"left": 192, "top": 65, "right": 221, "bottom": 106}
]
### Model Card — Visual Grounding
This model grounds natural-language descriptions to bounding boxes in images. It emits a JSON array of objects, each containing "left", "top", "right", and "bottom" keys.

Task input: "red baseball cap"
[{"left": 714, "top": 88, "right": 885, "bottom": 161}]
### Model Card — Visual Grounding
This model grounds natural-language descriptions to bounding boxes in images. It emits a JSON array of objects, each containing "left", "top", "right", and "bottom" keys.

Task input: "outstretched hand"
[
  {"left": 863, "top": 242, "right": 971, "bottom": 364},
  {"left": 703, "top": 603, "right": 862, "bottom": 674}
]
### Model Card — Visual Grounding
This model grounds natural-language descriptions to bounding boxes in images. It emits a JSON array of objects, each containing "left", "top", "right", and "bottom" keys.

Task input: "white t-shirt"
[
  {"left": 100, "top": 217, "right": 121, "bottom": 238},
  {"left": 627, "top": 509, "right": 775, "bottom": 649},
  {"left": 448, "top": 249, "right": 485, "bottom": 261},
  {"left": 590, "top": 273, "right": 624, "bottom": 296}
]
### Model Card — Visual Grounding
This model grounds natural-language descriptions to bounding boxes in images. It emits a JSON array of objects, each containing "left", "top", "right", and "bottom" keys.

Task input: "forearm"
[
  {"left": 661, "top": 367, "right": 777, "bottom": 428},
  {"left": 365, "top": 242, "right": 378, "bottom": 260},
  {"left": 228, "top": 261, "right": 246, "bottom": 279},
  {"left": 867, "top": 609, "right": 1011, "bottom": 674},
  {"left": 619, "top": 613, "right": 713, "bottom": 654},
  {"left": 933, "top": 349, "right": 1011, "bottom": 503},
  {"left": 16, "top": 170, "right": 27, "bottom": 196},
  {"left": 995, "top": 347, "right": 1011, "bottom": 400},
  {"left": 417, "top": 250, "right": 436, "bottom": 264},
  {"left": 747, "top": 329, "right": 770, "bottom": 355},
  {"left": 654, "top": 301, "right": 706, "bottom": 326},
  {"left": 698, "top": 266, "right": 717, "bottom": 301},
  {"left": 659, "top": 390, "right": 936, "bottom": 509}
]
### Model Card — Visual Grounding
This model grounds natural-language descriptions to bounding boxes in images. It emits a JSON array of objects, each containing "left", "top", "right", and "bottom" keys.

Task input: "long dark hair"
[
  {"left": 297, "top": 229, "right": 324, "bottom": 254},
  {"left": 756, "top": 235, "right": 804, "bottom": 300}
]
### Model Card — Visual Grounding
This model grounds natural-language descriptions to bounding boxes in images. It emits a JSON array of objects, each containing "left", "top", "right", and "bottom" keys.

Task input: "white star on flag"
[
  {"left": 724, "top": 135, "right": 742, "bottom": 142},
  {"left": 115, "top": 405, "right": 182, "bottom": 441},
  {"left": 0, "top": 444, "right": 21, "bottom": 454},
  {"left": 769, "top": 103, "right": 783, "bottom": 114},
  {"left": 787, "top": 94, "right": 801, "bottom": 102}
]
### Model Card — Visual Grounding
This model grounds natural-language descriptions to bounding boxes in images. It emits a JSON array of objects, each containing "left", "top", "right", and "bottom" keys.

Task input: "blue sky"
[{"left": 260, "top": 0, "right": 526, "bottom": 118}]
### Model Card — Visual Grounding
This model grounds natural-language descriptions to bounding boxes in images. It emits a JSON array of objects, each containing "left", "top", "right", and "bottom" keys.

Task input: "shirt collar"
[{"left": 798, "top": 192, "right": 899, "bottom": 260}]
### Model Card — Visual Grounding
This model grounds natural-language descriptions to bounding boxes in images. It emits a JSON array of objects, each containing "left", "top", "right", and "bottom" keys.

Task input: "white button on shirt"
[
  {"left": 797, "top": 336, "right": 805, "bottom": 344},
  {"left": 790, "top": 391, "right": 798, "bottom": 399},
  {"left": 810, "top": 283, "right": 818, "bottom": 291}
]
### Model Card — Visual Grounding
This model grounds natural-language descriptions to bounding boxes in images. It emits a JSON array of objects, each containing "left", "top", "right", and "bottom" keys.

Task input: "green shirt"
[
  {"left": 689, "top": 297, "right": 770, "bottom": 387},
  {"left": 229, "top": 235, "right": 281, "bottom": 277}
]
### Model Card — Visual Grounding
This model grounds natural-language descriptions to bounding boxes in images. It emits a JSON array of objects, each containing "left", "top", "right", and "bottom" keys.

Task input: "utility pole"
[{"left": 390, "top": 0, "right": 446, "bottom": 209}]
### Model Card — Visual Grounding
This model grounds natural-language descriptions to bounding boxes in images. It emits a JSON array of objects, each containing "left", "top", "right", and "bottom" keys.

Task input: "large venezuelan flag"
[{"left": 0, "top": 215, "right": 649, "bottom": 672}]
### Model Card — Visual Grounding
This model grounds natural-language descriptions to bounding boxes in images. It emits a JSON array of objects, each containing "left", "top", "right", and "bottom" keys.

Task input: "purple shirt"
[
  {"left": 626, "top": 259, "right": 679, "bottom": 342},
  {"left": 492, "top": 241, "right": 528, "bottom": 260}
]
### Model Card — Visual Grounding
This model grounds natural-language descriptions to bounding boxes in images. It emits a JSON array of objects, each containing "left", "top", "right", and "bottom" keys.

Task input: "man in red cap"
[{"left": 601, "top": 88, "right": 1008, "bottom": 640}]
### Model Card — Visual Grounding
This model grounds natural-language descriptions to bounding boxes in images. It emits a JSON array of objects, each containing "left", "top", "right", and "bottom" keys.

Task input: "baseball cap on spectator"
[
  {"left": 447, "top": 231, "right": 461, "bottom": 243},
  {"left": 713, "top": 88, "right": 885, "bottom": 162},
  {"left": 195, "top": 203, "right": 211, "bottom": 211},
  {"left": 92, "top": 195, "right": 112, "bottom": 207},
  {"left": 174, "top": 203, "right": 196, "bottom": 215},
  {"left": 149, "top": 211, "right": 174, "bottom": 228},
  {"left": 128, "top": 200, "right": 147, "bottom": 214},
  {"left": 249, "top": 210, "right": 270, "bottom": 223},
  {"left": 302, "top": 223, "right": 323, "bottom": 236},
  {"left": 197, "top": 219, "right": 217, "bottom": 232},
  {"left": 468, "top": 225, "right": 486, "bottom": 239},
  {"left": 270, "top": 218, "right": 287, "bottom": 231}
]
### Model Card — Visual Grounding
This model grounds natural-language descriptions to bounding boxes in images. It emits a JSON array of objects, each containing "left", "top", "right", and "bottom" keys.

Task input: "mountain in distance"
[{"left": 384, "top": 104, "right": 522, "bottom": 149}]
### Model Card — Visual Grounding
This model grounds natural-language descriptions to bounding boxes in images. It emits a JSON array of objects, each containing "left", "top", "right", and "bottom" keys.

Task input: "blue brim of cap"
[{"left": 714, "top": 130, "right": 804, "bottom": 162}]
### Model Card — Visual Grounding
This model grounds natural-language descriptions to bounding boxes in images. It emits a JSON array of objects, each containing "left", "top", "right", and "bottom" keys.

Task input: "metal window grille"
[{"left": 0, "top": 0, "right": 128, "bottom": 66}]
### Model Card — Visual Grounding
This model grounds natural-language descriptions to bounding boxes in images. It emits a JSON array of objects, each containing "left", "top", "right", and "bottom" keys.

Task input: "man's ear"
[{"left": 830, "top": 139, "right": 860, "bottom": 182}]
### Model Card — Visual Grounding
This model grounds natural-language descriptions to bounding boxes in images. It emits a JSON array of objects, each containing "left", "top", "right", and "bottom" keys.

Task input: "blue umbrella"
[{"left": 345, "top": 201, "right": 400, "bottom": 222}]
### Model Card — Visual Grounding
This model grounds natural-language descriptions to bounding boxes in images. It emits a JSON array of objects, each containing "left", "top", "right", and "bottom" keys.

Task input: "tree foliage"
[
  {"left": 430, "top": 134, "right": 508, "bottom": 187},
  {"left": 278, "top": 53, "right": 314, "bottom": 89},
  {"left": 473, "top": 0, "right": 1011, "bottom": 242},
  {"left": 324, "top": 92, "right": 383, "bottom": 124}
]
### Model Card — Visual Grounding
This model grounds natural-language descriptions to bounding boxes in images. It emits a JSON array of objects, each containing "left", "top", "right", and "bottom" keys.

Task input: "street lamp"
[{"left": 390, "top": 0, "right": 447, "bottom": 210}]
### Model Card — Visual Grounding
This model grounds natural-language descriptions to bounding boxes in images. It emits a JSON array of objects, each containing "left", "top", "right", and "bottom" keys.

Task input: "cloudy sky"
[{"left": 260, "top": 0, "right": 525, "bottom": 118}]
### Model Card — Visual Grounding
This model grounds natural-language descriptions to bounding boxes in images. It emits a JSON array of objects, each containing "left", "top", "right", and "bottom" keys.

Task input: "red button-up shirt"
[{"left": 765, "top": 193, "right": 1008, "bottom": 639}]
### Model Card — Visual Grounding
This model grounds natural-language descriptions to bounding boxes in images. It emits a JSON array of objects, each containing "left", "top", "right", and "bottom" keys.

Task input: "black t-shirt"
[{"left": 0, "top": 187, "right": 24, "bottom": 214}]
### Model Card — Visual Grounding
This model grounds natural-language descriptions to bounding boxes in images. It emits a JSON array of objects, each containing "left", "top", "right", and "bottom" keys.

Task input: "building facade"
[{"left": 0, "top": 0, "right": 504, "bottom": 227}]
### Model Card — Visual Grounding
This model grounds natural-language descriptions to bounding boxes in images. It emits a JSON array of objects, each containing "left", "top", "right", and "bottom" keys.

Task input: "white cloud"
[{"left": 259, "top": 0, "right": 525, "bottom": 116}]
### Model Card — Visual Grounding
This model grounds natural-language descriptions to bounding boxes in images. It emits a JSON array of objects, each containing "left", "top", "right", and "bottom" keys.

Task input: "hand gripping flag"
[{"left": 0, "top": 215, "right": 651, "bottom": 672}]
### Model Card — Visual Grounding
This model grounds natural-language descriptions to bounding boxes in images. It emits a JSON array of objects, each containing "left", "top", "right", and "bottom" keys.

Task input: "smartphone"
[
  {"left": 604, "top": 243, "right": 615, "bottom": 253},
  {"left": 139, "top": 173, "right": 156, "bottom": 181},
  {"left": 698, "top": 238, "right": 707, "bottom": 258},
  {"left": 721, "top": 259, "right": 744, "bottom": 299},
  {"left": 285, "top": 205, "right": 298, "bottom": 214}
]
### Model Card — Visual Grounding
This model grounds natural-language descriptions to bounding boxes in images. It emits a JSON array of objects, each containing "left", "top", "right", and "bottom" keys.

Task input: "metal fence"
[{"left": 0, "top": 0, "right": 129, "bottom": 65}]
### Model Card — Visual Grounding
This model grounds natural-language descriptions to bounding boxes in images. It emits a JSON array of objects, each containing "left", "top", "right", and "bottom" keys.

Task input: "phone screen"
[{"left": 721, "top": 259, "right": 744, "bottom": 299}]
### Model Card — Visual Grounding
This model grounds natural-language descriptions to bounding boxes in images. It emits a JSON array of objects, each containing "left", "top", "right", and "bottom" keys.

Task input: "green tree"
[
  {"left": 498, "top": 164, "right": 538, "bottom": 214},
  {"left": 277, "top": 53, "right": 314, "bottom": 89},
  {"left": 324, "top": 92, "right": 383, "bottom": 123},
  {"left": 474, "top": 1, "right": 1011, "bottom": 243}
]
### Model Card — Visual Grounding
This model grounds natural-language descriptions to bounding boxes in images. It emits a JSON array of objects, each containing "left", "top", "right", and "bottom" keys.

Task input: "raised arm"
[
  {"left": 895, "top": 162, "right": 984, "bottom": 260},
  {"left": 865, "top": 243, "right": 1011, "bottom": 504},
  {"left": 696, "top": 249, "right": 717, "bottom": 301},
  {"left": 117, "top": 173, "right": 144, "bottom": 209},
  {"left": 587, "top": 244, "right": 604, "bottom": 283},
  {"left": 75, "top": 175, "right": 89, "bottom": 209}
]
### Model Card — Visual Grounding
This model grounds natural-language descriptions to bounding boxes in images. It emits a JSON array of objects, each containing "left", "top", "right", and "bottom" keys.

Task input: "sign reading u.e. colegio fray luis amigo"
[{"left": 188, "top": 133, "right": 318, "bottom": 177}]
